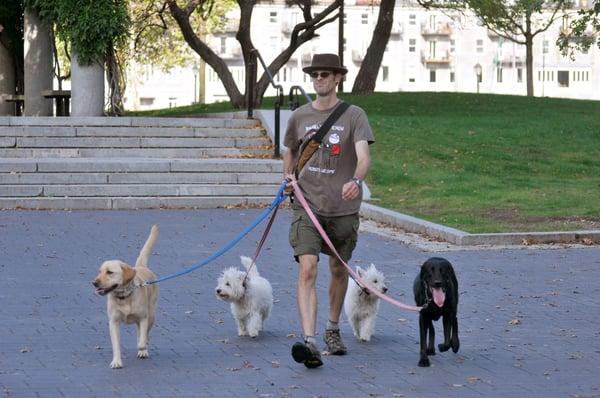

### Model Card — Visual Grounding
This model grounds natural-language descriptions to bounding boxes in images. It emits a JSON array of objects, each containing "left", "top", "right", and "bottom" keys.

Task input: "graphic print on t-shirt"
[{"left": 303, "top": 123, "right": 345, "bottom": 175}]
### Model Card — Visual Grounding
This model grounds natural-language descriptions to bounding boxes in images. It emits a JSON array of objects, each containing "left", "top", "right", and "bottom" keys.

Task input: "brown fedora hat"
[{"left": 302, "top": 53, "right": 348, "bottom": 75}]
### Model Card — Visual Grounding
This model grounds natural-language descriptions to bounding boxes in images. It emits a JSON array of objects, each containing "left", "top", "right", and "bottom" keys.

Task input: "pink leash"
[{"left": 290, "top": 181, "right": 421, "bottom": 313}]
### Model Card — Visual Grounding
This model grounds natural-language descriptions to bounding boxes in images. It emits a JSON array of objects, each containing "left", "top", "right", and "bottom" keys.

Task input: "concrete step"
[
  {"left": 0, "top": 183, "right": 280, "bottom": 197},
  {"left": 0, "top": 126, "right": 267, "bottom": 138},
  {"left": 0, "top": 158, "right": 282, "bottom": 173},
  {"left": 0, "top": 116, "right": 260, "bottom": 128},
  {"left": 0, "top": 171, "right": 282, "bottom": 185},
  {"left": 0, "top": 147, "right": 272, "bottom": 158},
  {"left": 0, "top": 196, "right": 277, "bottom": 210},
  {"left": 7, "top": 136, "right": 270, "bottom": 148}
]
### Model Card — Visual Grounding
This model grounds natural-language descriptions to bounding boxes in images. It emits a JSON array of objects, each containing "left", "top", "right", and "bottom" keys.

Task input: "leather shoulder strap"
[{"left": 312, "top": 101, "right": 351, "bottom": 144}]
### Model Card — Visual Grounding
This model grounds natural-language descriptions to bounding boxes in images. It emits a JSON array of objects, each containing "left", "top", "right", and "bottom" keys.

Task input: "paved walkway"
[{"left": 1, "top": 209, "right": 599, "bottom": 397}]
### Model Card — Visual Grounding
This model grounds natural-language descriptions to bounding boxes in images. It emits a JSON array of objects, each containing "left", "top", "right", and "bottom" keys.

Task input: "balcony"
[
  {"left": 352, "top": 49, "right": 364, "bottom": 63},
  {"left": 390, "top": 22, "right": 404, "bottom": 38},
  {"left": 497, "top": 55, "right": 524, "bottom": 67},
  {"left": 421, "top": 21, "right": 452, "bottom": 37},
  {"left": 214, "top": 18, "right": 239, "bottom": 34},
  {"left": 421, "top": 49, "right": 452, "bottom": 65},
  {"left": 487, "top": 29, "right": 500, "bottom": 39},
  {"left": 282, "top": 21, "right": 293, "bottom": 36},
  {"left": 219, "top": 46, "right": 242, "bottom": 60}
]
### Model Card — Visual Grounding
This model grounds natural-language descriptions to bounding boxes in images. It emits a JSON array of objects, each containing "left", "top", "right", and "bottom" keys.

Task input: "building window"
[
  {"left": 220, "top": 37, "right": 226, "bottom": 54},
  {"left": 429, "top": 41, "right": 436, "bottom": 58},
  {"left": 543, "top": 40, "right": 549, "bottom": 54},
  {"left": 476, "top": 39, "right": 483, "bottom": 53},
  {"left": 139, "top": 97, "right": 155, "bottom": 106},
  {"left": 409, "top": 14, "right": 416, "bottom": 25},
  {"left": 382, "top": 66, "right": 389, "bottom": 82},
  {"left": 343, "top": 13, "right": 347, "bottom": 24},
  {"left": 409, "top": 77, "right": 416, "bottom": 82},
  {"left": 361, "top": 14, "right": 368, "bottom": 24},
  {"left": 497, "top": 67, "right": 503, "bottom": 83},
  {"left": 429, "top": 15, "right": 436, "bottom": 30},
  {"left": 450, "top": 39, "right": 455, "bottom": 53},
  {"left": 517, "top": 68, "right": 523, "bottom": 82},
  {"left": 270, "top": 12, "right": 277, "bottom": 23},
  {"left": 558, "top": 70, "right": 569, "bottom": 87},
  {"left": 450, "top": 71, "right": 455, "bottom": 82},
  {"left": 430, "top": 70, "right": 436, "bottom": 82},
  {"left": 409, "top": 38, "right": 416, "bottom": 52}
]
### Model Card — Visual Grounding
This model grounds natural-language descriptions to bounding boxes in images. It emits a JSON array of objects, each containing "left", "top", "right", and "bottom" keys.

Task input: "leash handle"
[{"left": 290, "top": 181, "right": 421, "bottom": 313}]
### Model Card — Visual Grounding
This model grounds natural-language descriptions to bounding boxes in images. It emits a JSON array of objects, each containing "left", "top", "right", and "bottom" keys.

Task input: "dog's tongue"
[{"left": 432, "top": 287, "right": 445, "bottom": 307}]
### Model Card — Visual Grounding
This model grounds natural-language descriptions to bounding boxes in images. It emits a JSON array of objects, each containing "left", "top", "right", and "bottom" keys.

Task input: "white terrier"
[
  {"left": 215, "top": 256, "right": 273, "bottom": 337},
  {"left": 344, "top": 264, "right": 388, "bottom": 342}
]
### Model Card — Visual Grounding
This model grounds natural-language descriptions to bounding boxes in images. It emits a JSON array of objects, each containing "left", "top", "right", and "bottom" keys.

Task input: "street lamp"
[
  {"left": 474, "top": 63, "right": 482, "bottom": 94},
  {"left": 192, "top": 64, "right": 199, "bottom": 103}
]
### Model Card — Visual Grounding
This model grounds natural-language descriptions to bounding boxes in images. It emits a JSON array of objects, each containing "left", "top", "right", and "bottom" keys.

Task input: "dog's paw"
[
  {"left": 438, "top": 343, "right": 450, "bottom": 352},
  {"left": 451, "top": 339, "right": 460, "bottom": 353},
  {"left": 137, "top": 349, "right": 149, "bottom": 359},
  {"left": 110, "top": 359, "right": 123, "bottom": 369},
  {"left": 418, "top": 356, "right": 430, "bottom": 367}
]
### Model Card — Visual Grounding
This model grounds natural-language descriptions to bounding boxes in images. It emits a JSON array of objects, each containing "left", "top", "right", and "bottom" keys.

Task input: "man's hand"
[
  {"left": 284, "top": 173, "right": 296, "bottom": 195},
  {"left": 341, "top": 179, "right": 360, "bottom": 201}
]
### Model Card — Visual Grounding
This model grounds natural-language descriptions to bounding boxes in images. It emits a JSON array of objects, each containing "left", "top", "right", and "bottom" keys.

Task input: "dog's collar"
[{"left": 113, "top": 281, "right": 138, "bottom": 300}]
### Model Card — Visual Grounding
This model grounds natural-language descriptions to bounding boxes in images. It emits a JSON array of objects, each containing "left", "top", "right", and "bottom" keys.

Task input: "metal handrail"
[
  {"left": 247, "top": 49, "right": 284, "bottom": 158},
  {"left": 289, "top": 85, "right": 312, "bottom": 110},
  {"left": 246, "top": 49, "right": 312, "bottom": 158}
]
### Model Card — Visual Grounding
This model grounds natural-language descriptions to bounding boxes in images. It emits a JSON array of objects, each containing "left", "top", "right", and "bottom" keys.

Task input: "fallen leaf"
[{"left": 509, "top": 319, "right": 521, "bottom": 325}]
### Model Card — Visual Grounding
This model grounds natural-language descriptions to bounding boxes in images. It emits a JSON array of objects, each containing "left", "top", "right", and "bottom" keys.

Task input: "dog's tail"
[
  {"left": 240, "top": 255, "right": 259, "bottom": 277},
  {"left": 135, "top": 224, "right": 159, "bottom": 268}
]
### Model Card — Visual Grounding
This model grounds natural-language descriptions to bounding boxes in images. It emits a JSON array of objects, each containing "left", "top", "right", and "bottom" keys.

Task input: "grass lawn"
[{"left": 128, "top": 92, "right": 600, "bottom": 233}]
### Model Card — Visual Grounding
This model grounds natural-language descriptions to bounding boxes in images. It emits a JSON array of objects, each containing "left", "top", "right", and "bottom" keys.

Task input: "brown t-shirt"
[{"left": 284, "top": 102, "right": 375, "bottom": 216}]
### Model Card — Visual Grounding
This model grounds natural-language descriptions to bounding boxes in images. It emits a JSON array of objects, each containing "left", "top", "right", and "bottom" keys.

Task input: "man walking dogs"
[{"left": 283, "top": 53, "right": 375, "bottom": 368}]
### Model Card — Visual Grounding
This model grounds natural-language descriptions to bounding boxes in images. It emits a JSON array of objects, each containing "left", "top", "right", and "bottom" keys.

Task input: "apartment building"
[{"left": 124, "top": 0, "right": 599, "bottom": 110}]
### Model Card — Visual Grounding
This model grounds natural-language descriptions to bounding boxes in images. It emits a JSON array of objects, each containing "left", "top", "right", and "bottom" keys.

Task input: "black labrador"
[{"left": 413, "top": 257, "right": 459, "bottom": 367}]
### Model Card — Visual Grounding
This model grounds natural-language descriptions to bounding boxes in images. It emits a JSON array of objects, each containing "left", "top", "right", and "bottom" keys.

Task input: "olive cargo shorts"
[{"left": 289, "top": 206, "right": 360, "bottom": 262}]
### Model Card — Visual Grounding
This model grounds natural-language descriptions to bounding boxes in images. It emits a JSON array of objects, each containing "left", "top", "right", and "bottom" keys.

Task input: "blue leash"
[{"left": 143, "top": 181, "right": 288, "bottom": 286}]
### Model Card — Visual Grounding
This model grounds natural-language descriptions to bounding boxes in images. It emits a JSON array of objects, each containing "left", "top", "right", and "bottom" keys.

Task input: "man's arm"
[{"left": 341, "top": 140, "right": 370, "bottom": 201}]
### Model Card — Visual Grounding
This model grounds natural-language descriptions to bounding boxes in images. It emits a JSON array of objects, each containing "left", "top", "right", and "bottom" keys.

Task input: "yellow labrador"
[{"left": 93, "top": 224, "right": 159, "bottom": 369}]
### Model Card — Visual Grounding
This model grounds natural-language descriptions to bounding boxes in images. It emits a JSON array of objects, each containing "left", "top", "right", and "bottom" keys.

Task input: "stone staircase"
[{"left": 0, "top": 115, "right": 283, "bottom": 210}]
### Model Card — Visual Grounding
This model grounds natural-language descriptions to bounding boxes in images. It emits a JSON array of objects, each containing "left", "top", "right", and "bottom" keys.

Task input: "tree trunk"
[
  {"left": 0, "top": 43, "right": 16, "bottom": 115},
  {"left": 167, "top": 0, "right": 245, "bottom": 108},
  {"left": 525, "top": 34, "right": 534, "bottom": 96},
  {"left": 351, "top": 0, "right": 395, "bottom": 95}
]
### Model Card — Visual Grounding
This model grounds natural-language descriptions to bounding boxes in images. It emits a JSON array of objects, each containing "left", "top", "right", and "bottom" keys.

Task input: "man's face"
[{"left": 310, "top": 70, "right": 341, "bottom": 97}]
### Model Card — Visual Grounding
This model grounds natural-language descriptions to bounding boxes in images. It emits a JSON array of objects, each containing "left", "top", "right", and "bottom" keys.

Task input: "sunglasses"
[{"left": 310, "top": 71, "right": 333, "bottom": 79}]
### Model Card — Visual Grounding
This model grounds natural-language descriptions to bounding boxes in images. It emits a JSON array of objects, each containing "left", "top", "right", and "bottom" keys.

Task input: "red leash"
[
  {"left": 291, "top": 180, "right": 421, "bottom": 312},
  {"left": 244, "top": 203, "right": 281, "bottom": 281}
]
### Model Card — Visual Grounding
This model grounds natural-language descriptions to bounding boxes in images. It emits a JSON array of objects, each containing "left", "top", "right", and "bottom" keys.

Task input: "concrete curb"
[{"left": 360, "top": 202, "right": 600, "bottom": 246}]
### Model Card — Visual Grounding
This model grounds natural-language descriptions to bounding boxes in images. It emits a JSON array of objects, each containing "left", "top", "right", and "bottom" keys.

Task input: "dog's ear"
[
  {"left": 121, "top": 264, "right": 136, "bottom": 285},
  {"left": 356, "top": 266, "right": 364, "bottom": 278}
]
